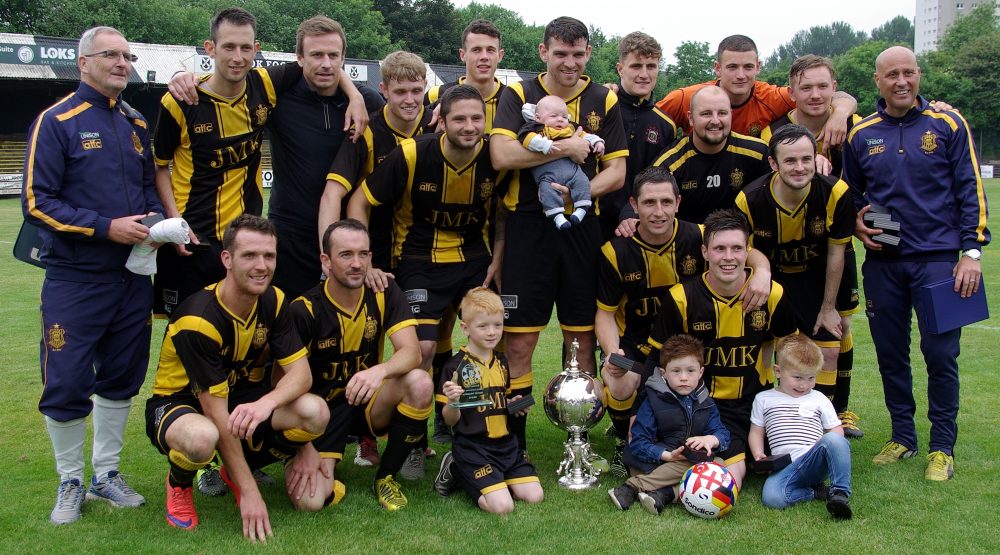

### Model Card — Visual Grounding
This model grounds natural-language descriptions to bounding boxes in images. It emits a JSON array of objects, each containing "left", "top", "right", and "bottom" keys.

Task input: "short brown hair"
[
  {"left": 210, "top": 7, "right": 256, "bottom": 42},
  {"left": 460, "top": 287, "right": 504, "bottom": 320},
  {"left": 618, "top": 31, "right": 662, "bottom": 63},
  {"left": 381, "top": 50, "right": 426, "bottom": 85},
  {"left": 296, "top": 15, "right": 346, "bottom": 56},
  {"left": 776, "top": 335, "right": 823, "bottom": 374},
  {"left": 440, "top": 84, "right": 485, "bottom": 120},
  {"left": 632, "top": 166, "right": 678, "bottom": 199},
  {"left": 543, "top": 16, "right": 588, "bottom": 48},
  {"left": 222, "top": 214, "right": 275, "bottom": 252},
  {"left": 788, "top": 54, "right": 835, "bottom": 87},
  {"left": 703, "top": 208, "right": 750, "bottom": 248},
  {"left": 716, "top": 34, "right": 757, "bottom": 60},
  {"left": 462, "top": 19, "right": 501, "bottom": 47},
  {"left": 659, "top": 334, "right": 704, "bottom": 367},
  {"left": 322, "top": 218, "right": 368, "bottom": 255}
]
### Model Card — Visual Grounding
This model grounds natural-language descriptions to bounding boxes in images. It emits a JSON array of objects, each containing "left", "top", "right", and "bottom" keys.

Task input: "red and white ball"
[{"left": 679, "top": 462, "right": 738, "bottom": 519}]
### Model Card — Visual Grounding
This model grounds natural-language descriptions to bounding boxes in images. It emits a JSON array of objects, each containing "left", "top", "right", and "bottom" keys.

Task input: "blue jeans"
[{"left": 761, "top": 433, "right": 852, "bottom": 509}]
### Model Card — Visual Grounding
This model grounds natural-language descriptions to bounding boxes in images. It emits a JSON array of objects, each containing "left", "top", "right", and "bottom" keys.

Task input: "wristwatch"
[{"left": 962, "top": 248, "right": 982, "bottom": 261}]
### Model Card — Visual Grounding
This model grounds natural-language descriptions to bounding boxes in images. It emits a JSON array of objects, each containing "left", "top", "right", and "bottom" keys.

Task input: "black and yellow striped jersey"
[
  {"left": 651, "top": 134, "right": 771, "bottom": 224},
  {"left": 325, "top": 105, "right": 433, "bottom": 192},
  {"left": 648, "top": 271, "right": 797, "bottom": 401},
  {"left": 735, "top": 172, "right": 855, "bottom": 275},
  {"left": 152, "top": 67, "right": 292, "bottom": 243},
  {"left": 152, "top": 283, "right": 306, "bottom": 398},
  {"left": 435, "top": 348, "right": 512, "bottom": 439},
  {"left": 289, "top": 277, "right": 416, "bottom": 404},
  {"left": 491, "top": 74, "right": 629, "bottom": 213},
  {"left": 760, "top": 112, "right": 862, "bottom": 177},
  {"left": 597, "top": 220, "right": 705, "bottom": 351},
  {"left": 425, "top": 77, "right": 506, "bottom": 133},
  {"left": 360, "top": 133, "right": 505, "bottom": 264}
]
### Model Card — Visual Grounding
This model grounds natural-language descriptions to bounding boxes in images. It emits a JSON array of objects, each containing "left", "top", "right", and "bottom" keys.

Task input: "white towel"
[{"left": 126, "top": 218, "right": 190, "bottom": 275}]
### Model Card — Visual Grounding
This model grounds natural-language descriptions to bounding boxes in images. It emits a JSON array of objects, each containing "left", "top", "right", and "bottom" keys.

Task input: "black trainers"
[
  {"left": 812, "top": 484, "right": 830, "bottom": 501},
  {"left": 608, "top": 484, "right": 638, "bottom": 510},
  {"left": 638, "top": 487, "right": 674, "bottom": 515},
  {"left": 826, "top": 489, "right": 853, "bottom": 520},
  {"left": 432, "top": 416, "right": 453, "bottom": 444},
  {"left": 433, "top": 451, "right": 457, "bottom": 497}
]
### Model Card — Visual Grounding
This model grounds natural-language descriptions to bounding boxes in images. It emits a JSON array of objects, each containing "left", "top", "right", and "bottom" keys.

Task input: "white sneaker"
[
  {"left": 86, "top": 471, "right": 145, "bottom": 507},
  {"left": 51, "top": 478, "right": 85, "bottom": 524}
]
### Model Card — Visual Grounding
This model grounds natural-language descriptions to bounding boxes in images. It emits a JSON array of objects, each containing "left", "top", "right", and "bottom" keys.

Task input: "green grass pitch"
[{"left": 1, "top": 184, "right": 998, "bottom": 553}]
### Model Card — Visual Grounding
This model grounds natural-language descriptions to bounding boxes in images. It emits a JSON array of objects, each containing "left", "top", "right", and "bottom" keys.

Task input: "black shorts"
[
  {"left": 776, "top": 272, "right": 840, "bottom": 347},
  {"left": 501, "top": 212, "right": 601, "bottom": 331},
  {"left": 154, "top": 239, "right": 225, "bottom": 317},
  {"left": 836, "top": 243, "right": 860, "bottom": 315},
  {"left": 312, "top": 397, "right": 374, "bottom": 459},
  {"left": 452, "top": 434, "right": 539, "bottom": 500},
  {"left": 145, "top": 389, "right": 288, "bottom": 470},
  {"left": 271, "top": 220, "right": 324, "bottom": 300},
  {"left": 715, "top": 397, "right": 754, "bottom": 464},
  {"left": 371, "top": 204, "right": 395, "bottom": 271},
  {"left": 395, "top": 257, "right": 490, "bottom": 341}
]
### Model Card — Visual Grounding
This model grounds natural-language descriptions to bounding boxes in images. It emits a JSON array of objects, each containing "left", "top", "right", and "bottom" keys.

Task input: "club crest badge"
[
  {"left": 748, "top": 123, "right": 762, "bottom": 137},
  {"left": 681, "top": 254, "right": 699, "bottom": 276},
  {"left": 645, "top": 126, "right": 660, "bottom": 144},
  {"left": 47, "top": 324, "right": 66, "bottom": 351},
  {"left": 252, "top": 325, "right": 268, "bottom": 348},
  {"left": 920, "top": 130, "right": 938, "bottom": 154},
  {"left": 749, "top": 309, "right": 768, "bottom": 331},
  {"left": 586, "top": 111, "right": 601, "bottom": 132},
  {"left": 729, "top": 167, "right": 745, "bottom": 189},
  {"left": 480, "top": 178, "right": 494, "bottom": 201},
  {"left": 255, "top": 104, "right": 269, "bottom": 126},
  {"left": 364, "top": 316, "right": 378, "bottom": 340},
  {"left": 809, "top": 216, "right": 825, "bottom": 237}
]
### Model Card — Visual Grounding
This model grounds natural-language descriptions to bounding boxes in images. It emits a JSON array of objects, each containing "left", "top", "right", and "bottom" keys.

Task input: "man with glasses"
[{"left": 22, "top": 26, "right": 163, "bottom": 524}]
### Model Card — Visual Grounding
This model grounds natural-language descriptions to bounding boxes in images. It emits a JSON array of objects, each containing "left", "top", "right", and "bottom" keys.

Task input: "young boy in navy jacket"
[{"left": 608, "top": 335, "right": 729, "bottom": 515}]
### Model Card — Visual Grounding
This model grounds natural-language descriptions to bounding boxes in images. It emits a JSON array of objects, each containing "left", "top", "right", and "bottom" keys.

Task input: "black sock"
[
  {"left": 167, "top": 448, "right": 211, "bottom": 488},
  {"left": 605, "top": 386, "right": 636, "bottom": 442},
  {"left": 833, "top": 334, "right": 854, "bottom": 413},
  {"left": 509, "top": 371, "right": 533, "bottom": 451},
  {"left": 377, "top": 403, "right": 431, "bottom": 480}
]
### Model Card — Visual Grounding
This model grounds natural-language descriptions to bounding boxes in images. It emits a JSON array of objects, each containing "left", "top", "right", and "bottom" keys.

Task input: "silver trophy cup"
[{"left": 543, "top": 339, "right": 605, "bottom": 489}]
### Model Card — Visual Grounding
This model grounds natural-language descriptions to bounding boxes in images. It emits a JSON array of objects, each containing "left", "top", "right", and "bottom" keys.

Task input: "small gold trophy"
[{"left": 448, "top": 357, "right": 495, "bottom": 409}]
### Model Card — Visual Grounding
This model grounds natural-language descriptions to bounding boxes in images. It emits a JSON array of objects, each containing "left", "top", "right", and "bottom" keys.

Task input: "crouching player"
[
  {"left": 283, "top": 219, "right": 433, "bottom": 512},
  {"left": 145, "top": 215, "right": 329, "bottom": 541},
  {"left": 749, "top": 335, "right": 852, "bottom": 519},
  {"left": 608, "top": 335, "right": 729, "bottom": 515},
  {"left": 433, "top": 288, "right": 543, "bottom": 514}
]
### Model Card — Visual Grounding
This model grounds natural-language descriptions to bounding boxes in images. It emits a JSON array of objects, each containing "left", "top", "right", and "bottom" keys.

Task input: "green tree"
[
  {"left": 939, "top": 1, "right": 999, "bottom": 52},
  {"left": 373, "top": 0, "right": 461, "bottom": 64},
  {"left": 242, "top": 0, "right": 395, "bottom": 57},
  {"left": 662, "top": 40, "right": 714, "bottom": 90},
  {"left": 765, "top": 21, "right": 867, "bottom": 71},
  {"left": 584, "top": 26, "right": 620, "bottom": 87},
  {"left": 870, "top": 15, "right": 915, "bottom": 47},
  {"left": 0, "top": 0, "right": 48, "bottom": 33},
  {"left": 832, "top": 40, "right": 890, "bottom": 116}
]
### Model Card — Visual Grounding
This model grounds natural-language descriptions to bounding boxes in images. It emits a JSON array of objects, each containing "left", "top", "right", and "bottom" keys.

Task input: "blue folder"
[{"left": 919, "top": 277, "right": 989, "bottom": 334}]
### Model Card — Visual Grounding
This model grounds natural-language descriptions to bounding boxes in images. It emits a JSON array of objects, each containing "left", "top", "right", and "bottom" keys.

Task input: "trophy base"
[
  {"left": 447, "top": 400, "right": 495, "bottom": 409},
  {"left": 558, "top": 474, "right": 599, "bottom": 490}
]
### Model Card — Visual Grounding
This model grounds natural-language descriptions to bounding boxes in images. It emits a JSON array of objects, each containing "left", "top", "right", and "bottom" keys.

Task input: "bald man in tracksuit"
[{"left": 843, "top": 56, "right": 989, "bottom": 480}]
